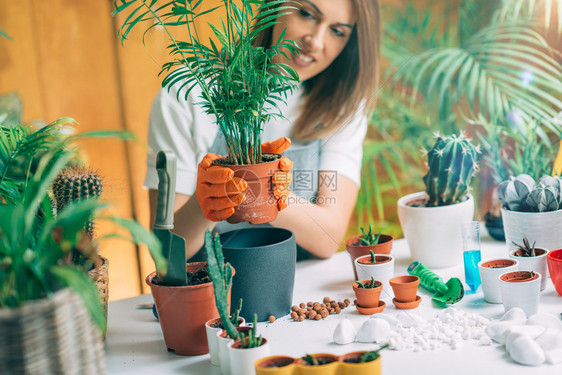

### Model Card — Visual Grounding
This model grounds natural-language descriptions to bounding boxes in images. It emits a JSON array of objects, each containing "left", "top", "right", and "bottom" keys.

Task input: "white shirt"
[{"left": 144, "top": 83, "right": 367, "bottom": 195}]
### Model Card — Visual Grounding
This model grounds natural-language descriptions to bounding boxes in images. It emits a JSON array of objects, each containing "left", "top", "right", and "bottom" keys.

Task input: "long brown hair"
[{"left": 255, "top": 0, "right": 381, "bottom": 140}]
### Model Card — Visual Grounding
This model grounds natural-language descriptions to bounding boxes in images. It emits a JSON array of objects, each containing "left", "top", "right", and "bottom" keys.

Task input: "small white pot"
[
  {"left": 509, "top": 248, "right": 549, "bottom": 291},
  {"left": 206, "top": 317, "right": 245, "bottom": 366},
  {"left": 354, "top": 254, "right": 394, "bottom": 297},
  {"left": 499, "top": 271, "right": 541, "bottom": 317},
  {"left": 397, "top": 192, "right": 474, "bottom": 268},
  {"left": 227, "top": 338, "right": 270, "bottom": 375},
  {"left": 217, "top": 330, "right": 234, "bottom": 375},
  {"left": 502, "top": 207, "right": 562, "bottom": 254},
  {"left": 478, "top": 258, "right": 519, "bottom": 303}
]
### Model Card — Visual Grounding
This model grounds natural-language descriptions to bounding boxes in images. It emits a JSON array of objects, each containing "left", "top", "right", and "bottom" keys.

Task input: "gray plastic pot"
[{"left": 219, "top": 227, "right": 296, "bottom": 322}]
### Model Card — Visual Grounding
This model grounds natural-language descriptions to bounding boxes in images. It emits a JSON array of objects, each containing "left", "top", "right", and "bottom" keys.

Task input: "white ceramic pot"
[
  {"left": 478, "top": 258, "right": 519, "bottom": 303},
  {"left": 499, "top": 271, "right": 541, "bottom": 317},
  {"left": 217, "top": 330, "right": 234, "bottom": 375},
  {"left": 227, "top": 338, "right": 270, "bottom": 375},
  {"left": 502, "top": 208, "right": 562, "bottom": 254},
  {"left": 206, "top": 317, "right": 245, "bottom": 366},
  {"left": 509, "top": 248, "right": 548, "bottom": 291},
  {"left": 397, "top": 192, "right": 474, "bottom": 268},
  {"left": 354, "top": 254, "right": 395, "bottom": 298}
]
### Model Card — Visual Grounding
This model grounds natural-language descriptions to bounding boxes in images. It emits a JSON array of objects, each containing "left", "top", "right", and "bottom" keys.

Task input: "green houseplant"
[
  {"left": 357, "top": 0, "right": 562, "bottom": 238},
  {"left": 113, "top": 0, "right": 299, "bottom": 223},
  {"left": 0, "top": 119, "right": 164, "bottom": 373},
  {"left": 397, "top": 133, "right": 480, "bottom": 267}
]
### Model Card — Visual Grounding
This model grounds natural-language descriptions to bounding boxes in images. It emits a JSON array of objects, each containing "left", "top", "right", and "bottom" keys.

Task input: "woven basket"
[
  {"left": 88, "top": 256, "right": 109, "bottom": 318},
  {"left": 0, "top": 288, "right": 105, "bottom": 374}
]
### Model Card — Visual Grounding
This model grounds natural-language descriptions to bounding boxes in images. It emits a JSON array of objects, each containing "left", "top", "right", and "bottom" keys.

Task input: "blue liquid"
[{"left": 463, "top": 250, "right": 481, "bottom": 293}]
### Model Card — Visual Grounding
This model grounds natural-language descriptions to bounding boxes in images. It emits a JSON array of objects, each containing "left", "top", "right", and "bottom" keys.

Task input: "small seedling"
[
  {"left": 512, "top": 234, "right": 536, "bottom": 257},
  {"left": 356, "top": 277, "right": 379, "bottom": 289},
  {"left": 360, "top": 344, "right": 389, "bottom": 363},
  {"left": 369, "top": 250, "right": 377, "bottom": 263},
  {"left": 239, "top": 313, "right": 263, "bottom": 349},
  {"left": 302, "top": 354, "right": 319, "bottom": 366},
  {"left": 359, "top": 225, "right": 382, "bottom": 246},
  {"left": 230, "top": 299, "right": 243, "bottom": 327}
]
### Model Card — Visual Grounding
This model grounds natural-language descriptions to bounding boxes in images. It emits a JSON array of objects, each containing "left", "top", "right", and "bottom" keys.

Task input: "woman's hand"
[
  {"left": 261, "top": 137, "right": 294, "bottom": 211},
  {"left": 195, "top": 153, "right": 247, "bottom": 221}
]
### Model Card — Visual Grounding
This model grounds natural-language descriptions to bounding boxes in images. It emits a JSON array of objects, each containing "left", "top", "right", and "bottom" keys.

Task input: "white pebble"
[
  {"left": 333, "top": 318, "right": 356, "bottom": 345},
  {"left": 535, "top": 328, "right": 562, "bottom": 352},
  {"left": 372, "top": 313, "right": 403, "bottom": 331},
  {"left": 509, "top": 335, "right": 546, "bottom": 366},
  {"left": 545, "top": 348, "right": 562, "bottom": 365},
  {"left": 478, "top": 336, "right": 492, "bottom": 346},
  {"left": 500, "top": 325, "right": 545, "bottom": 346},
  {"left": 356, "top": 318, "right": 391, "bottom": 343},
  {"left": 526, "top": 313, "right": 562, "bottom": 331},
  {"left": 500, "top": 308, "right": 527, "bottom": 322}
]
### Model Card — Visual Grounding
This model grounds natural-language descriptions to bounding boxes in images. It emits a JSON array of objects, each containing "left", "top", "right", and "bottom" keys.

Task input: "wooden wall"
[{"left": 0, "top": 0, "right": 224, "bottom": 300}]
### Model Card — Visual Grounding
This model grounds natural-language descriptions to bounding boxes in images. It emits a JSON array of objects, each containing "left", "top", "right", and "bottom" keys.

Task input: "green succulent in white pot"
[
  {"left": 397, "top": 132, "right": 480, "bottom": 267},
  {"left": 0, "top": 118, "right": 165, "bottom": 373},
  {"left": 498, "top": 174, "right": 562, "bottom": 255}
]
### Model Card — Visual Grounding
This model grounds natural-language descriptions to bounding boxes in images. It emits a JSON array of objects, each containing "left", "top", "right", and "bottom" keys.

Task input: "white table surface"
[{"left": 106, "top": 231, "right": 562, "bottom": 374}]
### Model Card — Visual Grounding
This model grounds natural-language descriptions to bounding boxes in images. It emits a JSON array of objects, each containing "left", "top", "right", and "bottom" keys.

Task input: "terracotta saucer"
[
  {"left": 356, "top": 300, "right": 386, "bottom": 315},
  {"left": 392, "top": 295, "right": 422, "bottom": 310}
]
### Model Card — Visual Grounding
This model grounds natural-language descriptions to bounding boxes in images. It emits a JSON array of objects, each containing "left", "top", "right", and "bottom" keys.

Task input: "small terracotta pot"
[
  {"left": 389, "top": 275, "right": 419, "bottom": 302},
  {"left": 509, "top": 248, "right": 548, "bottom": 291},
  {"left": 146, "top": 262, "right": 230, "bottom": 356},
  {"left": 294, "top": 353, "right": 339, "bottom": 375},
  {"left": 339, "top": 351, "right": 382, "bottom": 375},
  {"left": 345, "top": 234, "right": 393, "bottom": 280},
  {"left": 499, "top": 270, "right": 541, "bottom": 317},
  {"left": 255, "top": 356, "right": 295, "bottom": 375},
  {"left": 547, "top": 248, "right": 562, "bottom": 296},
  {"left": 353, "top": 280, "right": 383, "bottom": 308},
  {"left": 478, "top": 258, "right": 518, "bottom": 304},
  {"left": 217, "top": 154, "right": 281, "bottom": 224}
]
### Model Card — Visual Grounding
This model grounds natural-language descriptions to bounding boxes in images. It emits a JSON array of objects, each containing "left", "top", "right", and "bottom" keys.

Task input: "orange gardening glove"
[
  {"left": 196, "top": 153, "right": 248, "bottom": 221},
  {"left": 261, "top": 137, "right": 293, "bottom": 211}
]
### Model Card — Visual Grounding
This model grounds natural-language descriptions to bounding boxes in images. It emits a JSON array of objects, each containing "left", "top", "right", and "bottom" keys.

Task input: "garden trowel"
[
  {"left": 154, "top": 151, "right": 187, "bottom": 286},
  {"left": 407, "top": 261, "right": 464, "bottom": 304}
]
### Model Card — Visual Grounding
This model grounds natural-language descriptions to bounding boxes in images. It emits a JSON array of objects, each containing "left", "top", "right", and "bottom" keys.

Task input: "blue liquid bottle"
[{"left": 461, "top": 221, "right": 481, "bottom": 293}]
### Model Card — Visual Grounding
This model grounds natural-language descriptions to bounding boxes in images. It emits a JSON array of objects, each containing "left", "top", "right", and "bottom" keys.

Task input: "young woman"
[{"left": 145, "top": 0, "right": 381, "bottom": 260}]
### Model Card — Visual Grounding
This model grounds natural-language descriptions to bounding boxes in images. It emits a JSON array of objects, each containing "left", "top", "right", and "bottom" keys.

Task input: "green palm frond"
[{"left": 496, "top": 0, "right": 562, "bottom": 34}]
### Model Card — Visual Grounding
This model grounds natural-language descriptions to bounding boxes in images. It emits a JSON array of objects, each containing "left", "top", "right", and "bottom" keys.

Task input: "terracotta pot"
[
  {"left": 294, "top": 353, "right": 339, "bottom": 375},
  {"left": 255, "top": 356, "right": 295, "bottom": 375},
  {"left": 353, "top": 280, "right": 383, "bottom": 308},
  {"left": 477, "top": 259, "right": 518, "bottom": 303},
  {"left": 339, "top": 351, "right": 382, "bottom": 375},
  {"left": 206, "top": 316, "right": 245, "bottom": 366},
  {"left": 547, "top": 248, "right": 562, "bottom": 296},
  {"left": 354, "top": 255, "right": 394, "bottom": 296},
  {"left": 499, "top": 270, "right": 541, "bottom": 317},
  {"left": 217, "top": 326, "right": 253, "bottom": 375},
  {"left": 146, "top": 262, "right": 230, "bottom": 356},
  {"left": 509, "top": 248, "right": 548, "bottom": 291},
  {"left": 346, "top": 234, "right": 393, "bottom": 280},
  {"left": 228, "top": 337, "right": 271, "bottom": 375},
  {"left": 389, "top": 275, "right": 419, "bottom": 302},
  {"left": 218, "top": 154, "right": 281, "bottom": 224}
]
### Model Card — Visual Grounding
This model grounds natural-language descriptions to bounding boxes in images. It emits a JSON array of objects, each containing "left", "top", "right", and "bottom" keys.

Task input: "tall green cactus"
[
  {"left": 204, "top": 230, "right": 239, "bottom": 340},
  {"left": 423, "top": 133, "right": 479, "bottom": 207},
  {"left": 52, "top": 165, "right": 103, "bottom": 238}
]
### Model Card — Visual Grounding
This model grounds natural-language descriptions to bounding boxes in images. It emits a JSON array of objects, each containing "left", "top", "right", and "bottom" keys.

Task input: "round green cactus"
[{"left": 423, "top": 133, "right": 480, "bottom": 207}]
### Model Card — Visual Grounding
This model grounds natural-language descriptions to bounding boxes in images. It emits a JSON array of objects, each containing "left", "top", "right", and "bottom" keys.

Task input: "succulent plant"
[
  {"left": 498, "top": 174, "right": 562, "bottom": 212},
  {"left": 512, "top": 235, "right": 537, "bottom": 257},
  {"left": 355, "top": 277, "right": 380, "bottom": 289},
  {"left": 360, "top": 344, "right": 390, "bottom": 363},
  {"left": 359, "top": 225, "right": 382, "bottom": 246},
  {"left": 423, "top": 133, "right": 480, "bottom": 207},
  {"left": 238, "top": 313, "right": 263, "bottom": 349}
]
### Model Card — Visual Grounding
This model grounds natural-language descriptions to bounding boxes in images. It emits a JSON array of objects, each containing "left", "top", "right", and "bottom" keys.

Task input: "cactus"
[
  {"left": 359, "top": 225, "right": 382, "bottom": 246},
  {"left": 423, "top": 133, "right": 479, "bottom": 207},
  {"left": 526, "top": 183, "right": 559, "bottom": 212},
  {"left": 497, "top": 174, "right": 535, "bottom": 211},
  {"left": 239, "top": 313, "right": 263, "bottom": 349},
  {"left": 512, "top": 235, "right": 536, "bottom": 257},
  {"left": 52, "top": 166, "right": 103, "bottom": 238},
  {"left": 355, "top": 276, "right": 379, "bottom": 289},
  {"left": 204, "top": 230, "right": 239, "bottom": 340}
]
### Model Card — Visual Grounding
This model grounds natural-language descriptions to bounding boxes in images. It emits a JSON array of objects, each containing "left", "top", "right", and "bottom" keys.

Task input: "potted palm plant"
[
  {"left": 498, "top": 175, "right": 562, "bottom": 271},
  {"left": 113, "top": 0, "right": 299, "bottom": 224},
  {"left": 397, "top": 132, "right": 480, "bottom": 267},
  {"left": 0, "top": 119, "right": 164, "bottom": 373},
  {"left": 346, "top": 225, "right": 393, "bottom": 280}
]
